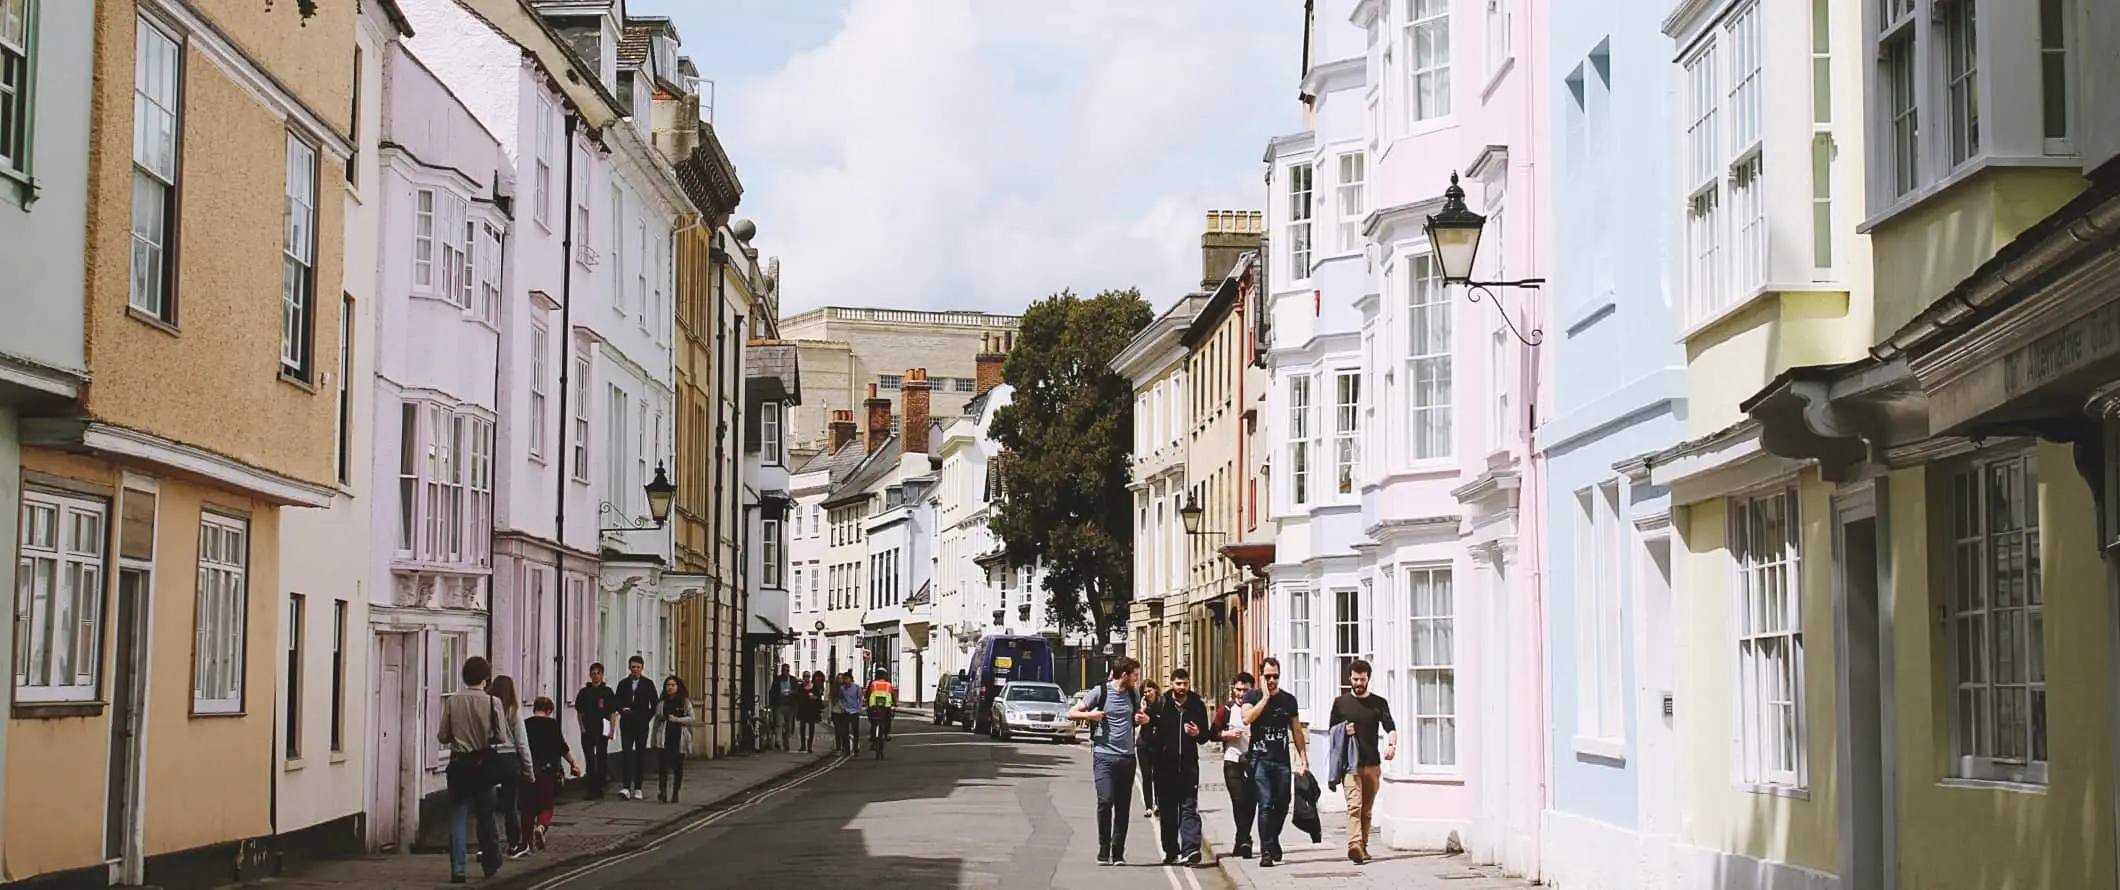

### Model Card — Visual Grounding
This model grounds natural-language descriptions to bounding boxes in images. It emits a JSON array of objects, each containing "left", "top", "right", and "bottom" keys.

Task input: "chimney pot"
[
  {"left": 864, "top": 387, "right": 893, "bottom": 455},
  {"left": 828, "top": 409, "right": 858, "bottom": 452},
  {"left": 902, "top": 369, "right": 932, "bottom": 455}
]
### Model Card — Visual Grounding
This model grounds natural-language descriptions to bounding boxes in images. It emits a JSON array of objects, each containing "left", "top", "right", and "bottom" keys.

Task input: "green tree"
[
  {"left": 266, "top": 0, "right": 323, "bottom": 19},
  {"left": 988, "top": 288, "right": 1153, "bottom": 645}
]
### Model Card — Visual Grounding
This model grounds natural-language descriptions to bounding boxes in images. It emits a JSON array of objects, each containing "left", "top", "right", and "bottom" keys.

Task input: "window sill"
[
  {"left": 191, "top": 708, "right": 248, "bottom": 719},
  {"left": 12, "top": 700, "right": 107, "bottom": 719},
  {"left": 1735, "top": 781, "right": 1809, "bottom": 800},
  {"left": 1563, "top": 296, "right": 1616, "bottom": 337},
  {"left": 1, "top": 166, "right": 39, "bottom": 210},
  {"left": 128, "top": 307, "right": 182, "bottom": 337},
  {"left": 1572, "top": 735, "right": 1627, "bottom": 763},
  {"left": 1939, "top": 777, "right": 2047, "bottom": 795},
  {"left": 279, "top": 371, "right": 319, "bottom": 394},
  {"left": 1480, "top": 56, "right": 1517, "bottom": 103},
  {"left": 529, "top": 453, "right": 547, "bottom": 467},
  {"left": 331, "top": 751, "right": 350, "bottom": 764},
  {"left": 1384, "top": 770, "right": 1464, "bottom": 785},
  {"left": 1403, "top": 115, "right": 1457, "bottom": 141},
  {"left": 1858, "top": 154, "right": 2086, "bottom": 236},
  {"left": 343, "top": 180, "right": 364, "bottom": 205},
  {"left": 285, "top": 757, "right": 306, "bottom": 772}
]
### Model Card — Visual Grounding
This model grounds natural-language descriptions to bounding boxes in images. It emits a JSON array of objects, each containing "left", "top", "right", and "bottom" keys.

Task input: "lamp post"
[
  {"left": 1424, "top": 172, "right": 1546, "bottom": 346},
  {"left": 1179, "top": 492, "right": 1207, "bottom": 536},
  {"left": 599, "top": 462, "right": 678, "bottom": 532}
]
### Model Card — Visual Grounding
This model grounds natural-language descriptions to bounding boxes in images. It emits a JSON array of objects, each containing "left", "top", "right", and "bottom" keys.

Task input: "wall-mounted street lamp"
[
  {"left": 599, "top": 462, "right": 678, "bottom": 532},
  {"left": 1425, "top": 172, "right": 1546, "bottom": 346},
  {"left": 1180, "top": 491, "right": 1226, "bottom": 537}
]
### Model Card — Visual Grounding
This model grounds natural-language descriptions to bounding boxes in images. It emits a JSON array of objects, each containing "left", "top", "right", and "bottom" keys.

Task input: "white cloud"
[{"left": 714, "top": 0, "right": 1295, "bottom": 317}]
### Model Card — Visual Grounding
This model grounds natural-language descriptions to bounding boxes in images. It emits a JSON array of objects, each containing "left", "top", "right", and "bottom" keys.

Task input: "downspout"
[
  {"left": 486, "top": 222, "right": 509, "bottom": 685},
  {"left": 710, "top": 240, "right": 729, "bottom": 745},
  {"left": 554, "top": 111, "right": 580, "bottom": 717}
]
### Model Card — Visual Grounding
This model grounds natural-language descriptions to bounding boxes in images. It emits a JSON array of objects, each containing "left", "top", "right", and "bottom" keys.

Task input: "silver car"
[{"left": 989, "top": 681, "right": 1077, "bottom": 742}]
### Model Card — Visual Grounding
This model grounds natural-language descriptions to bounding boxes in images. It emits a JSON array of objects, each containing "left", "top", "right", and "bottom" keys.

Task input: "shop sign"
[{"left": 2002, "top": 298, "right": 2120, "bottom": 398}]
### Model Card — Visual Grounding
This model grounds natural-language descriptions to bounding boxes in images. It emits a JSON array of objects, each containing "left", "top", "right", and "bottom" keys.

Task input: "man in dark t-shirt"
[
  {"left": 572, "top": 663, "right": 616, "bottom": 798},
  {"left": 1328, "top": 659, "right": 1397, "bottom": 864},
  {"left": 1243, "top": 656, "right": 1309, "bottom": 867}
]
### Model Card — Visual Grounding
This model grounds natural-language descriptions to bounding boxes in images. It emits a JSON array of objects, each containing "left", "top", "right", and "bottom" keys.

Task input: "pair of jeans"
[
  {"left": 580, "top": 725, "right": 609, "bottom": 796},
  {"left": 1092, "top": 753, "right": 1137, "bottom": 858},
  {"left": 1222, "top": 759, "right": 1257, "bottom": 849},
  {"left": 1343, "top": 764, "right": 1382, "bottom": 856},
  {"left": 496, "top": 769, "right": 524, "bottom": 849},
  {"left": 775, "top": 706, "right": 797, "bottom": 749},
  {"left": 620, "top": 719, "right": 650, "bottom": 791},
  {"left": 1138, "top": 756, "right": 1158, "bottom": 812},
  {"left": 1155, "top": 770, "right": 1202, "bottom": 857},
  {"left": 448, "top": 783, "right": 500, "bottom": 880},
  {"left": 658, "top": 741, "right": 686, "bottom": 800},
  {"left": 800, "top": 718, "right": 818, "bottom": 751},
  {"left": 1251, "top": 757, "right": 1293, "bottom": 858}
]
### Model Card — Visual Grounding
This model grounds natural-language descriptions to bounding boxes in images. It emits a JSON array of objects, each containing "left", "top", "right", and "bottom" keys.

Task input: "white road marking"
[{"left": 529, "top": 755, "right": 847, "bottom": 889}]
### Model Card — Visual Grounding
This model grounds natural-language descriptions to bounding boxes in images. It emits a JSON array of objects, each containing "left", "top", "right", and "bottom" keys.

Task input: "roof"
[
  {"left": 744, "top": 341, "right": 802, "bottom": 405},
  {"left": 374, "top": 0, "right": 414, "bottom": 36},
  {"left": 822, "top": 440, "right": 902, "bottom": 508},
  {"left": 1180, "top": 251, "right": 1256, "bottom": 348},
  {"left": 795, "top": 436, "right": 868, "bottom": 482}
]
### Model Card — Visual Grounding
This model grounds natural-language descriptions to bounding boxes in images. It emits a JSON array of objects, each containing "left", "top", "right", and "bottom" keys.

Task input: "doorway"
[
  {"left": 1835, "top": 491, "right": 1894, "bottom": 890},
  {"left": 1637, "top": 535, "right": 1680, "bottom": 838},
  {"left": 105, "top": 568, "right": 150, "bottom": 883},
  {"left": 370, "top": 632, "right": 410, "bottom": 850}
]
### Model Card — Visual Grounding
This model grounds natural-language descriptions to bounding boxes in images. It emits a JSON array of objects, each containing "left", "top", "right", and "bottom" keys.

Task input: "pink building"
[{"left": 1263, "top": 0, "right": 1548, "bottom": 874}]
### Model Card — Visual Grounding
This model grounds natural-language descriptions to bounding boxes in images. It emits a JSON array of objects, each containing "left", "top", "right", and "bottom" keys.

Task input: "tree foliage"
[
  {"left": 988, "top": 288, "right": 1154, "bottom": 644},
  {"left": 265, "top": 0, "right": 323, "bottom": 19}
]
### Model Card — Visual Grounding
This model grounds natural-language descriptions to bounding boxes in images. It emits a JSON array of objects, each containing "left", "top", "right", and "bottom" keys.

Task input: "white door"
[
  {"left": 371, "top": 634, "right": 405, "bottom": 850},
  {"left": 1636, "top": 536, "right": 1681, "bottom": 837}
]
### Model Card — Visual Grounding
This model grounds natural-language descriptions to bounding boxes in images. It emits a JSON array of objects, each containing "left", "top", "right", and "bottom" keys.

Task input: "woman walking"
[
  {"left": 798, "top": 674, "right": 824, "bottom": 753},
  {"left": 438, "top": 656, "right": 508, "bottom": 884},
  {"left": 520, "top": 697, "right": 580, "bottom": 853},
  {"left": 1137, "top": 681, "right": 1162, "bottom": 819},
  {"left": 652, "top": 675, "right": 696, "bottom": 803},
  {"left": 489, "top": 676, "right": 535, "bottom": 858}
]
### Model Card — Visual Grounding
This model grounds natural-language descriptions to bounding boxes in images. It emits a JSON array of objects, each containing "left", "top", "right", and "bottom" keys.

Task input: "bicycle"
[
  {"left": 744, "top": 710, "right": 774, "bottom": 753},
  {"left": 867, "top": 705, "right": 892, "bottom": 760}
]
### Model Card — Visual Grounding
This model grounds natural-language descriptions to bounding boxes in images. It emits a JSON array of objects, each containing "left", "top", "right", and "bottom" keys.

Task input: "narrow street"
[{"left": 530, "top": 717, "right": 1230, "bottom": 890}]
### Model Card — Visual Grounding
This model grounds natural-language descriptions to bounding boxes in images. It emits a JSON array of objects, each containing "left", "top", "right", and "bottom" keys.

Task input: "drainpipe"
[
  {"left": 554, "top": 111, "right": 581, "bottom": 717},
  {"left": 486, "top": 223, "right": 509, "bottom": 685}
]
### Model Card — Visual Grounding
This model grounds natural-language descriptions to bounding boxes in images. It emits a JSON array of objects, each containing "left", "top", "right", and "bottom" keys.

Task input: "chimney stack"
[
  {"left": 975, "top": 331, "right": 1010, "bottom": 395},
  {"left": 863, "top": 383, "right": 893, "bottom": 455},
  {"left": 901, "top": 369, "right": 932, "bottom": 455},
  {"left": 828, "top": 409, "right": 858, "bottom": 453},
  {"left": 1200, "top": 210, "right": 1266, "bottom": 291}
]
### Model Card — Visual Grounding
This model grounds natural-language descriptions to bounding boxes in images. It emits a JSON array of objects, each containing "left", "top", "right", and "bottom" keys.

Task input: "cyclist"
[{"left": 865, "top": 669, "right": 898, "bottom": 747}]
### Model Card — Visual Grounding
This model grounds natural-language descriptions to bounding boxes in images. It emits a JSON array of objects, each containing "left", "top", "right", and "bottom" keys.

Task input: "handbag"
[{"left": 444, "top": 694, "right": 515, "bottom": 796}]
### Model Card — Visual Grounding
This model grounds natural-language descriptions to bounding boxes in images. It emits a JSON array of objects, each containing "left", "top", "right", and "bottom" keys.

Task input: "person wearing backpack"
[{"left": 1067, "top": 655, "right": 1150, "bottom": 866}]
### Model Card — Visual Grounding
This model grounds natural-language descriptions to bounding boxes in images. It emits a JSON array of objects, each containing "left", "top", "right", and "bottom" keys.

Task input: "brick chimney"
[
  {"left": 975, "top": 331, "right": 1010, "bottom": 395},
  {"left": 901, "top": 369, "right": 932, "bottom": 455},
  {"left": 828, "top": 409, "right": 858, "bottom": 453},
  {"left": 1201, "top": 210, "right": 1265, "bottom": 291},
  {"left": 863, "top": 383, "right": 893, "bottom": 455}
]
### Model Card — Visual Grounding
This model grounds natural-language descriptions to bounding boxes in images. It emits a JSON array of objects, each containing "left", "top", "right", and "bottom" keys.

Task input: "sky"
[{"left": 660, "top": 0, "right": 1299, "bottom": 318}]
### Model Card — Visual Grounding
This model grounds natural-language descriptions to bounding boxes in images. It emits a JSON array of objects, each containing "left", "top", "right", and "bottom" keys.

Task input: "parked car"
[
  {"left": 966, "top": 634, "right": 1055, "bottom": 734},
  {"left": 933, "top": 674, "right": 969, "bottom": 725},
  {"left": 988, "top": 681, "right": 1076, "bottom": 742}
]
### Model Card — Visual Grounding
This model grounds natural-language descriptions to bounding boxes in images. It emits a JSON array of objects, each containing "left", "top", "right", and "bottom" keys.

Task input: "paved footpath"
[
  {"left": 1194, "top": 761, "right": 1533, "bottom": 890},
  {"left": 219, "top": 747, "right": 828, "bottom": 889}
]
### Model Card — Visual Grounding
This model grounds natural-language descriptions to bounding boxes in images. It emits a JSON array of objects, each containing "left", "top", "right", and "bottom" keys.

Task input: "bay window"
[
  {"left": 1288, "top": 374, "right": 1314, "bottom": 506},
  {"left": 1333, "top": 370, "right": 1359, "bottom": 495},
  {"left": 1406, "top": 0, "right": 1451, "bottom": 122},
  {"left": 1406, "top": 254, "right": 1452, "bottom": 460}
]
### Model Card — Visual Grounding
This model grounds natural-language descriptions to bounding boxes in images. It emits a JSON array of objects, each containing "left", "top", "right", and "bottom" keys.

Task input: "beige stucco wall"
[
  {"left": 83, "top": 0, "right": 346, "bottom": 490},
  {"left": 1682, "top": 291, "right": 1869, "bottom": 437},
  {"left": 1178, "top": 306, "right": 1249, "bottom": 693},
  {"left": 1868, "top": 168, "right": 2088, "bottom": 340},
  {"left": 192, "top": 0, "right": 355, "bottom": 136},
  {"left": 6, "top": 450, "right": 278, "bottom": 880}
]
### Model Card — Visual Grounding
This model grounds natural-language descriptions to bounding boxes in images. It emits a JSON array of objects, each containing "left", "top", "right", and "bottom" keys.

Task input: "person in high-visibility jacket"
[{"left": 866, "top": 670, "right": 898, "bottom": 744}]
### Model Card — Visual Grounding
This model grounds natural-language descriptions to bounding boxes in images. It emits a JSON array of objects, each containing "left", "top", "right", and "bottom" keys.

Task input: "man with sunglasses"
[{"left": 1242, "top": 657, "right": 1308, "bottom": 867}]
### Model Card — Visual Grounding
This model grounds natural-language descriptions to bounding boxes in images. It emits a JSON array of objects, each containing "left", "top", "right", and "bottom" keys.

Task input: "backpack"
[{"left": 1086, "top": 683, "right": 1141, "bottom": 747}]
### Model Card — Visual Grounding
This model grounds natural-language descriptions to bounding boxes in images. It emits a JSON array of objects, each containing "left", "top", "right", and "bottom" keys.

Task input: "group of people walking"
[
  {"left": 438, "top": 654, "right": 694, "bottom": 884},
  {"left": 763, "top": 664, "right": 899, "bottom": 754},
  {"left": 1066, "top": 655, "right": 1399, "bottom": 869}
]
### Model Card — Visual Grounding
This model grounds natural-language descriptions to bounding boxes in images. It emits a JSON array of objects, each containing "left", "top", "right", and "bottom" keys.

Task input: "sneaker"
[
  {"left": 1232, "top": 842, "right": 1253, "bottom": 859},
  {"left": 1162, "top": 853, "right": 1179, "bottom": 866},
  {"left": 1112, "top": 856, "right": 1127, "bottom": 867},
  {"left": 1096, "top": 850, "right": 1111, "bottom": 866},
  {"left": 1182, "top": 851, "right": 1202, "bottom": 867},
  {"left": 533, "top": 825, "right": 548, "bottom": 851},
  {"left": 1260, "top": 854, "right": 1278, "bottom": 868},
  {"left": 508, "top": 845, "right": 530, "bottom": 860}
]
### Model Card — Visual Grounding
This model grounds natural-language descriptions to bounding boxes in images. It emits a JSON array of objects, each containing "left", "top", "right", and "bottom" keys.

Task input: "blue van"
[{"left": 965, "top": 634, "right": 1054, "bottom": 733}]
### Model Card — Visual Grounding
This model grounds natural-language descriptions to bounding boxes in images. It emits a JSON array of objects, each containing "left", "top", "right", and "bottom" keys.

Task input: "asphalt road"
[{"left": 526, "top": 715, "right": 1232, "bottom": 890}]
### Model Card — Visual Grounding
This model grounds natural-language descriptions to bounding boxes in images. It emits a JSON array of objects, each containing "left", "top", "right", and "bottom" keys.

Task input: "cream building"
[
  {"left": 1117, "top": 296, "right": 1204, "bottom": 681},
  {"left": 782, "top": 307, "right": 1020, "bottom": 456}
]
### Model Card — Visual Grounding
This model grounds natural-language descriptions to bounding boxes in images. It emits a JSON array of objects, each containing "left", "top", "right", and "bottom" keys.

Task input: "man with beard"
[{"left": 1145, "top": 668, "right": 1212, "bottom": 866}]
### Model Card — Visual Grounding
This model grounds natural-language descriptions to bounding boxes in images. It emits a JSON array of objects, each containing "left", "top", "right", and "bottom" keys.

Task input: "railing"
[{"left": 781, "top": 306, "right": 1022, "bottom": 329}]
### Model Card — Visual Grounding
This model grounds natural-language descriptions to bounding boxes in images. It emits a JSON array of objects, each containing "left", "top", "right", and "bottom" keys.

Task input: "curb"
[{"left": 482, "top": 752, "right": 835, "bottom": 890}]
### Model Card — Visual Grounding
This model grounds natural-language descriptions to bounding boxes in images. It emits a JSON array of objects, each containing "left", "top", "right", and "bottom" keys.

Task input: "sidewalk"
[
  {"left": 223, "top": 749, "right": 829, "bottom": 889},
  {"left": 1193, "top": 757, "right": 1531, "bottom": 890}
]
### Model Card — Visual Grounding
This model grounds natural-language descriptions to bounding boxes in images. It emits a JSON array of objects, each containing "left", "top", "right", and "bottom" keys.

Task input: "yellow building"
[
  {"left": 1657, "top": 1, "right": 2120, "bottom": 888},
  {"left": 8, "top": 0, "right": 361, "bottom": 884}
]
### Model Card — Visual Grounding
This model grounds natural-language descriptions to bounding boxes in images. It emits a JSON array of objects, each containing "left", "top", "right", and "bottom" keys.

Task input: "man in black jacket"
[
  {"left": 572, "top": 663, "right": 616, "bottom": 798},
  {"left": 1147, "top": 667, "right": 1212, "bottom": 866},
  {"left": 613, "top": 656, "right": 658, "bottom": 800}
]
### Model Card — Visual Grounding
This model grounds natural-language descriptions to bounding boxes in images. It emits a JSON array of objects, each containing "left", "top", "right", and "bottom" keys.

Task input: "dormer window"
[{"left": 654, "top": 35, "right": 677, "bottom": 83}]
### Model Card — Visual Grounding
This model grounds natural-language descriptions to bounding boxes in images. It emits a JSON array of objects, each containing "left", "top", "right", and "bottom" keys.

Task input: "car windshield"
[{"left": 1006, "top": 685, "right": 1064, "bottom": 703}]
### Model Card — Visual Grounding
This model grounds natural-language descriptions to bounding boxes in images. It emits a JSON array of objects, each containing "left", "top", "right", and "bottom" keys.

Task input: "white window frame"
[
  {"left": 1682, "top": 42, "right": 1725, "bottom": 328},
  {"left": 635, "top": 396, "right": 648, "bottom": 514},
  {"left": 534, "top": 93, "right": 554, "bottom": 227},
  {"left": 476, "top": 222, "right": 501, "bottom": 325},
  {"left": 1332, "top": 586, "right": 1368, "bottom": 697},
  {"left": 1286, "top": 584, "right": 1315, "bottom": 715},
  {"left": 1948, "top": 449, "right": 2046, "bottom": 784},
  {"left": 1332, "top": 370, "right": 1359, "bottom": 496},
  {"left": 1, "top": 0, "right": 36, "bottom": 179},
  {"left": 1405, "top": 253, "right": 1452, "bottom": 462},
  {"left": 469, "top": 416, "right": 494, "bottom": 568},
  {"left": 1730, "top": 486, "right": 1806, "bottom": 788},
  {"left": 281, "top": 134, "right": 318, "bottom": 380},
  {"left": 1335, "top": 152, "right": 1366, "bottom": 253},
  {"left": 1405, "top": 565, "right": 1456, "bottom": 772},
  {"left": 14, "top": 489, "right": 106, "bottom": 703},
  {"left": 606, "top": 384, "right": 630, "bottom": 507},
  {"left": 761, "top": 401, "right": 783, "bottom": 465},
  {"left": 1484, "top": 0, "right": 1512, "bottom": 76},
  {"left": 571, "top": 355, "right": 591, "bottom": 481},
  {"left": 528, "top": 323, "right": 549, "bottom": 460},
  {"left": 1287, "top": 162, "right": 1313, "bottom": 281},
  {"left": 193, "top": 512, "right": 249, "bottom": 715},
  {"left": 1575, "top": 484, "right": 1626, "bottom": 745},
  {"left": 1288, "top": 374, "right": 1314, "bottom": 506},
  {"left": 1406, "top": 0, "right": 1451, "bottom": 123},
  {"left": 1810, "top": 0, "right": 1838, "bottom": 277},
  {"left": 762, "top": 519, "right": 782, "bottom": 588},
  {"left": 2038, "top": 0, "right": 2071, "bottom": 155},
  {"left": 129, "top": 14, "right": 181, "bottom": 322},
  {"left": 412, "top": 188, "right": 436, "bottom": 289}
]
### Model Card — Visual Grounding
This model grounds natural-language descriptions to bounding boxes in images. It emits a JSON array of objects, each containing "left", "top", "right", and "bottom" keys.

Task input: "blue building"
[{"left": 1536, "top": 1, "right": 1687, "bottom": 886}]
